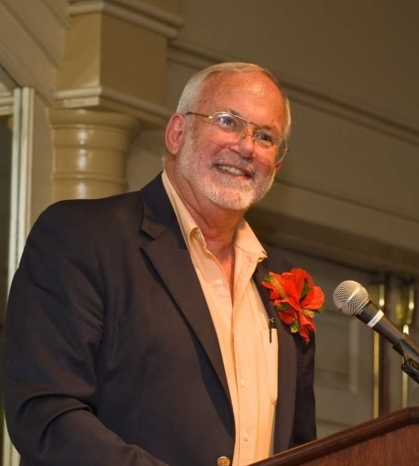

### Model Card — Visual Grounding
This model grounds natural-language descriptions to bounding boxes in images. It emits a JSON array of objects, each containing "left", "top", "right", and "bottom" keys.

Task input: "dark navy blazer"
[{"left": 3, "top": 173, "right": 316, "bottom": 466}]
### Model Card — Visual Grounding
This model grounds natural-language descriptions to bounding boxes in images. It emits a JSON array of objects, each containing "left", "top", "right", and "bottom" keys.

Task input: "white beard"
[{"left": 177, "top": 132, "right": 276, "bottom": 211}]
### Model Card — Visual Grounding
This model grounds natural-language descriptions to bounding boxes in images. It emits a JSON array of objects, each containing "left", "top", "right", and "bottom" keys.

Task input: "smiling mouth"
[{"left": 216, "top": 164, "right": 253, "bottom": 177}]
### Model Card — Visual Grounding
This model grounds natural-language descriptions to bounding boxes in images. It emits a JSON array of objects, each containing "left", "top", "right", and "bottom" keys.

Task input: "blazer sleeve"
[{"left": 2, "top": 203, "right": 170, "bottom": 466}]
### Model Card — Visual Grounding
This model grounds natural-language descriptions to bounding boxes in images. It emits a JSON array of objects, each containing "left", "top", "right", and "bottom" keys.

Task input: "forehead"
[{"left": 198, "top": 72, "right": 286, "bottom": 129}]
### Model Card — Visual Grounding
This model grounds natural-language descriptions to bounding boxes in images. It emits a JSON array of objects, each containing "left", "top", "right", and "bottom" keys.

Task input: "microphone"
[{"left": 333, "top": 280, "right": 419, "bottom": 384}]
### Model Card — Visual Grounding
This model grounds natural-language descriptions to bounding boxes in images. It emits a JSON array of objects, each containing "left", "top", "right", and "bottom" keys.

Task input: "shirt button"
[
  {"left": 243, "top": 431, "right": 249, "bottom": 441},
  {"left": 214, "top": 279, "right": 224, "bottom": 287},
  {"left": 240, "top": 379, "right": 246, "bottom": 387},
  {"left": 216, "top": 456, "right": 231, "bottom": 466}
]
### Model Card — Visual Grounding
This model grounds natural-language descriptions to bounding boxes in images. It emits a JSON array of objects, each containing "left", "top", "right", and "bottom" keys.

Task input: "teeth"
[{"left": 219, "top": 165, "right": 245, "bottom": 175}]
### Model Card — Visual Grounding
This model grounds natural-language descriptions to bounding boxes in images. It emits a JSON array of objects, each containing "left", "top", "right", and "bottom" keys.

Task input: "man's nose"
[{"left": 237, "top": 127, "right": 256, "bottom": 158}]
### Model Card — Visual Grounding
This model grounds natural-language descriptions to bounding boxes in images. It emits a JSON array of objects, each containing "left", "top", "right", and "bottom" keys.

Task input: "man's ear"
[{"left": 165, "top": 114, "right": 186, "bottom": 155}]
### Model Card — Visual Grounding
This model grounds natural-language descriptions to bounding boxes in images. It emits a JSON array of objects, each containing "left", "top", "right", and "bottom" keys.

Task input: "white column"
[{"left": 49, "top": 109, "right": 140, "bottom": 200}]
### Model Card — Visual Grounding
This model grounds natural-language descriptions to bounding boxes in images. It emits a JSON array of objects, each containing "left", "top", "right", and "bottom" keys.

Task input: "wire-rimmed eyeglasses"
[{"left": 185, "top": 111, "right": 288, "bottom": 162}]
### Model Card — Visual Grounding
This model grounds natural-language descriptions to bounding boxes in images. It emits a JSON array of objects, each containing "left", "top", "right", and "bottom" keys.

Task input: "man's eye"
[
  {"left": 255, "top": 131, "right": 274, "bottom": 145},
  {"left": 214, "top": 114, "right": 238, "bottom": 130}
]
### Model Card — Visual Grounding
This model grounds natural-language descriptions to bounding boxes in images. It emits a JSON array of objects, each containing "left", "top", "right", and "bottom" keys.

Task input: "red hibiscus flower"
[{"left": 262, "top": 268, "right": 324, "bottom": 344}]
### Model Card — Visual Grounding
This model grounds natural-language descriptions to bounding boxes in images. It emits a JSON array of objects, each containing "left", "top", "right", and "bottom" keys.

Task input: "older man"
[{"left": 3, "top": 62, "right": 316, "bottom": 466}]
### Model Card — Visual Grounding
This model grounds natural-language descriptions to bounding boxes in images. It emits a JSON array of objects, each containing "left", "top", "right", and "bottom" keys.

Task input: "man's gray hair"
[{"left": 176, "top": 62, "right": 291, "bottom": 140}]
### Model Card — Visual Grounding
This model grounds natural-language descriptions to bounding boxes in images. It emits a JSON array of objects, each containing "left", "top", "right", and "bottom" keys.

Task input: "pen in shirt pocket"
[{"left": 268, "top": 317, "right": 276, "bottom": 343}]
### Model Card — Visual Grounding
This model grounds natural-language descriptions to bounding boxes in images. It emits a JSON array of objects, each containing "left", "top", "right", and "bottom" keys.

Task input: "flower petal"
[{"left": 262, "top": 268, "right": 324, "bottom": 345}]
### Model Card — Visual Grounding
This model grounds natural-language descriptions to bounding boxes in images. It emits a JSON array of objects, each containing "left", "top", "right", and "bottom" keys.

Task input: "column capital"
[{"left": 55, "top": 0, "right": 182, "bottom": 127}]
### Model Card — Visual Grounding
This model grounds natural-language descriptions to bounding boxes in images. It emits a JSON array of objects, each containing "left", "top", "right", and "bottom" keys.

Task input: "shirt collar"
[{"left": 162, "top": 170, "right": 267, "bottom": 261}]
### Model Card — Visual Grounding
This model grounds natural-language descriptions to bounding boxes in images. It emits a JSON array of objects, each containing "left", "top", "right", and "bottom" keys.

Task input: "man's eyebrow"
[{"left": 226, "top": 107, "right": 276, "bottom": 131}]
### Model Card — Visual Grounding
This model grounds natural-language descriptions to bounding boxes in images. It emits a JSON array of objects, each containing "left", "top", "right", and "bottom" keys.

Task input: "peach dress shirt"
[{"left": 163, "top": 172, "right": 278, "bottom": 466}]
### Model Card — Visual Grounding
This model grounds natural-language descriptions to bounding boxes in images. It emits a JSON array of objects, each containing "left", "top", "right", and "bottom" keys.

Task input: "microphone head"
[{"left": 333, "top": 280, "right": 369, "bottom": 316}]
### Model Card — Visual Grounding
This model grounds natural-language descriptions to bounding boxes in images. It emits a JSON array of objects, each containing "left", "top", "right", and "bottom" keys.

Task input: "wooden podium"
[{"left": 252, "top": 407, "right": 419, "bottom": 466}]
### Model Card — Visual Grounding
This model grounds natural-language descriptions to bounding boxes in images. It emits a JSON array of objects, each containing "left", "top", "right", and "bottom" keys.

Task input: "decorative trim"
[
  {"left": 0, "top": 96, "right": 14, "bottom": 116},
  {"left": 0, "top": 28, "right": 54, "bottom": 105},
  {"left": 2, "top": 0, "right": 65, "bottom": 69},
  {"left": 168, "top": 39, "right": 419, "bottom": 148},
  {"left": 103, "top": 0, "right": 183, "bottom": 27},
  {"left": 0, "top": 64, "right": 17, "bottom": 91},
  {"left": 68, "top": 0, "right": 180, "bottom": 38},
  {"left": 0, "top": 66, "right": 15, "bottom": 115},
  {"left": 275, "top": 175, "right": 419, "bottom": 225},
  {"left": 40, "top": 0, "right": 73, "bottom": 28},
  {"left": 286, "top": 85, "right": 419, "bottom": 148},
  {"left": 0, "top": 96, "right": 13, "bottom": 103},
  {"left": 53, "top": 171, "right": 127, "bottom": 187},
  {"left": 54, "top": 86, "right": 172, "bottom": 123}
]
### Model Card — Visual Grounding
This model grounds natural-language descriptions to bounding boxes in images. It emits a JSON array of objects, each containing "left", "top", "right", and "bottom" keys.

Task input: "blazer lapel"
[
  {"left": 138, "top": 175, "right": 231, "bottom": 402},
  {"left": 254, "top": 261, "right": 297, "bottom": 453}
]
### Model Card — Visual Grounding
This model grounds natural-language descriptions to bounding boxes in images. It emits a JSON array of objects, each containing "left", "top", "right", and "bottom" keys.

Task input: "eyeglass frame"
[{"left": 184, "top": 110, "right": 289, "bottom": 163}]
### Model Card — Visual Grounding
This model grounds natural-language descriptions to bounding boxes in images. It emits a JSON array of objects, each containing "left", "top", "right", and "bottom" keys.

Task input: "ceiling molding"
[
  {"left": 168, "top": 38, "right": 419, "bottom": 148},
  {"left": 0, "top": 40, "right": 53, "bottom": 105},
  {"left": 68, "top": 0, "right": 181, "bottom": 38},
  {"left": 2, "top": 0, "right": 67, "bottom": 69},
  {"left": 102, "top": 0, "right": 183, "bottom": 27},
  {"left": 54, "top": 86, "right": 172, "bottom": 126},
  {"left": 41, "top": 0, "right": 73, "bottom": 28}
]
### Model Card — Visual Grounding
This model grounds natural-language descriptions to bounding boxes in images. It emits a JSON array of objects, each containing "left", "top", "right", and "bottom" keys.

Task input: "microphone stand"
[
  {"left": 394, "top": 284, "right": 418, "bottom": 385},
  {"left": 393, "top": 338, "right": 419, "bottom": 385}
]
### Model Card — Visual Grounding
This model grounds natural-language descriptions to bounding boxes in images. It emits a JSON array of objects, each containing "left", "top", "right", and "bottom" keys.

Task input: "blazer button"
[{"left": 216, "top": 456, "right": 231, "bottom": 466}]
